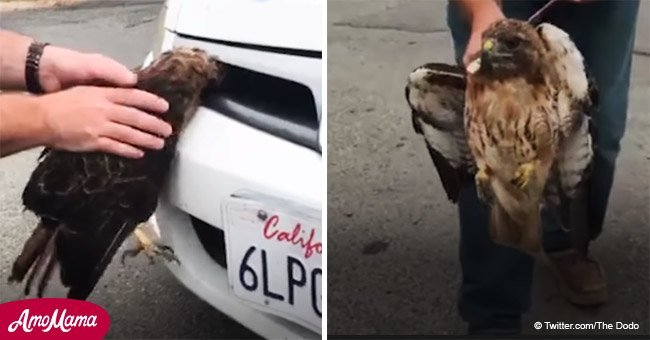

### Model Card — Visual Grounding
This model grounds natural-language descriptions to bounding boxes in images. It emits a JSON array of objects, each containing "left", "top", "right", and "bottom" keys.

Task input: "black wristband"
[{"left": 25, "top": 41, "right": 50, "bottom": 94}]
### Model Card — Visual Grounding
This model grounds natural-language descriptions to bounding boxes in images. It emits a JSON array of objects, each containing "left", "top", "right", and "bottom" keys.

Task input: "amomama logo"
[{"left": 0, "top": 298, "right": 110, "bottom": 339}]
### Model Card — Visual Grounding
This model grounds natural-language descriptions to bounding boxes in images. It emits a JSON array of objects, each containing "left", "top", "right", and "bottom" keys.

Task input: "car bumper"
[{"left": 152, "top": 105, "right": 321, "bottom": 339}]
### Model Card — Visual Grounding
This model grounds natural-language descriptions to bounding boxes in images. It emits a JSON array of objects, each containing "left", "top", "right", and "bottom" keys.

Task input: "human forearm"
[
  {"left": 0, "top": 94, "right": 51, "bottom": 157},
  {"left": 0, "top": 30, "right": 33, "bottom": 91},
  {"left": 452, "top": 0, "right": 505, "bottom": 65},
  {"left": 1, "top": 29, "right": 139, "bottom": 93},
  {"left": 454, "top": 0, "right": 503, "bottom": 27}
]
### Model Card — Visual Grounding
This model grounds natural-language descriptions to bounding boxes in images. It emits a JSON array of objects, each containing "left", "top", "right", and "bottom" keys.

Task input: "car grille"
[
  {"left": 190, "top": 216, "right": 227, "bottom": 268},
  {"left": 201, "top": 63, "right": 320, "bottom": 152}
]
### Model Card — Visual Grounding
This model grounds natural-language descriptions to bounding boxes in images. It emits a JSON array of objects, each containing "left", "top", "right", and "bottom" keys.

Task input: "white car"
[{"left": 142, "top": 1, "right": 322, "bottom": 338}]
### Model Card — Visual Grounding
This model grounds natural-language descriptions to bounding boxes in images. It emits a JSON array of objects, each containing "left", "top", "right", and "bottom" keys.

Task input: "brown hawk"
[
  {"left": 9, "top": 47, "right": 224, "bottom": 299},
  {"left": 405, "top": 19, "right": 598, "bottom": 254}
]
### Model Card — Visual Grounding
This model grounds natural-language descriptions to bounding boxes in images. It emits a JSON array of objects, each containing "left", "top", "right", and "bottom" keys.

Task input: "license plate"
[{"left": 223, "top": 197, "right": 322, "bottom": 333}]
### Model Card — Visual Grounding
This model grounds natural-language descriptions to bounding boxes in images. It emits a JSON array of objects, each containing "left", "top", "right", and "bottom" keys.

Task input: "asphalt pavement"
[
  {"left": 0, "top": 2, "right": 258, "bottom": 338},
  {"left": 328, "top": 0, "right": 650, "bottom": 336}
]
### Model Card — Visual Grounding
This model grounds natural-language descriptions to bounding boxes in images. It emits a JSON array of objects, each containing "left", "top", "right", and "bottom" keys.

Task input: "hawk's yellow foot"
[
  {"left": 121, "top": 223, "right": 180, "bottom": 265},
  {"left": 512, "top": 162, "right": 537, "bottom": 189}
]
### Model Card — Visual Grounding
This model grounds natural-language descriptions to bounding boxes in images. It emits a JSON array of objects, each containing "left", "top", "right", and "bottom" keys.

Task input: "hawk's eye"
[{"left": 503, "top": 38, "right": 522, "bottom": 50}]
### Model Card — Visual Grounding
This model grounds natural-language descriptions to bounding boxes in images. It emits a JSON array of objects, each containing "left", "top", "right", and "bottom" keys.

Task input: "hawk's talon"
[
  {"left": 152, "top": 245, "right": 180, "bottom": 265},
  {"left": 120, "top": 242, "right": 180, "bottom": 265},
  {"left": 512, "top": 162, "right": 536, "bottom": 189},
  {"left": 120, "top": 225, "right": 180, "bottom": 266}
]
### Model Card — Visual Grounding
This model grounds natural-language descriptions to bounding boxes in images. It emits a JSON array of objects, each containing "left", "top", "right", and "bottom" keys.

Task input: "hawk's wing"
[
  {"left": 13, "top": 150, "right": 160, "bottom": 299},
  {"left": 553, "top": 83, "right": 598, "bottom": 254},
  {"left": 10, "top": 48, "right": 220, "bottom": 299},
  {"left": 538, "top": 23, "right": 599, "bottom": 252},
  {"left": 405, "top": 63, "right": 474, "bottom": 202}
]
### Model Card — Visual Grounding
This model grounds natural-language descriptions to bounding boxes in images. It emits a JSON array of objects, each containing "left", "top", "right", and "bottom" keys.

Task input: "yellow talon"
[{"left": 513, "top": 162, "right": 536, "bottom": 189}]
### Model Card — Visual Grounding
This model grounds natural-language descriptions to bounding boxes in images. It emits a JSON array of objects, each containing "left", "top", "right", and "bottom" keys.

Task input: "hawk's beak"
[
  {"left": 465, "top": 40, "right": 495, "bottom": 74},
  {"left": 481, "top": 39, "right": 498, "bottom": 61},
  {"left": 467, "top": 39, "right": 500, "bottom": 74},
  {"left": 479, "top": 39, "right": 496, "bottom": 71}
]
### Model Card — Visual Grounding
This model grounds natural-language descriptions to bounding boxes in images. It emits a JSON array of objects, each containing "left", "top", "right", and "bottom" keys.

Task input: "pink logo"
[{"left": 0, "top": 298, "right": 110, "bottom": 339}]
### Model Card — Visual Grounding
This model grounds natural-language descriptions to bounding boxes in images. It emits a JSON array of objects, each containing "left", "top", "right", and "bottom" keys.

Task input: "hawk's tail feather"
[
  {"left": 8, "top": 220, "right": 55, "bottom": 284},
  {"left": 488, "top": 179, "right": 543, "bottom": 253},
  {"left": 37, "top": 241, "right": 59, "bottom": 298},
  {"left": 10, "top": 216, "right": 138, "bottom": 300},
  {"left": 58, "top": 218, "right": 136, "bottom": 300},
  {"left": 9, "top": 220, "right": 61, "bottom": 297},
  {"left": 489, "top": 203, "right": 541, "bottom": 254}
]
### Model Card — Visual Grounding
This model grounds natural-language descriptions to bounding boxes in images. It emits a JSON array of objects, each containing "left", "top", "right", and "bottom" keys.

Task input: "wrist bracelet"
[{"left": 25, "top": 41, "right": 50, "bottom": 94}]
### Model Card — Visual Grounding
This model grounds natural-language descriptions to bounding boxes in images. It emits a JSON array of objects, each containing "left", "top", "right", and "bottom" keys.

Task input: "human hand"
[
  {"left": 35, "top": 86, "right": 171, "bottom": 158},
  {"left": 39, "top": 46, "right": 137, "bottom": 92},
  {"left": 462, "top": 4, "right": 505, "bottom": 66}
]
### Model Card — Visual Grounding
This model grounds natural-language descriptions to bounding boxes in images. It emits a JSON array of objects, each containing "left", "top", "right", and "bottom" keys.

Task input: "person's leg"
[
  {"left": 446, "top": 0, "right": 544, "bottom": 333},
  {"left": 456, "top": 185, "right": 535, "bottom": 333},
  {"left": 539, "top": 0, "right": 639, "bottom": 305}
]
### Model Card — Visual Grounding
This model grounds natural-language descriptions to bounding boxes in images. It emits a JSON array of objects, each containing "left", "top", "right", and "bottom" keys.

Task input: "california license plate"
[{"left": 223, "top": 197, "right": 322, "bottom": 333}]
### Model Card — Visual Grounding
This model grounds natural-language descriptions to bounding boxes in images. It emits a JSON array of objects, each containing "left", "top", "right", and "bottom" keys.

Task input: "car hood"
[{"left": 165, "top": 0, "right": 322, "bottom": 52}]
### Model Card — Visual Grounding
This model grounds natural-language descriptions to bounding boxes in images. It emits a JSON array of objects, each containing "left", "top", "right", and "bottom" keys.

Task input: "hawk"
[
  {"left": 405, "top": 20, "right": 598, "bottom": 254},
  {"left": 9, "top": 47, "right": 224, "bottom": 299}
]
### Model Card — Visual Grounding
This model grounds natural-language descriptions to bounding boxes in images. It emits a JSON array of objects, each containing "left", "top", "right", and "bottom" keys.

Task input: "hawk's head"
[
  {"left": 138, "top": 47, "right": 225, "bottom": 132},
  {"left": 148, "top": 47, "right": 224, "bottom": 90},
  {"left": 469, "top": 19, "right": 550, "bottom": 83}
]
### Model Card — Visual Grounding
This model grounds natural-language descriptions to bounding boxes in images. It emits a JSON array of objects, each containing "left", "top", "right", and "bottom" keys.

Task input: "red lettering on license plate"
[{"left": 262, "top": 215, "right": 323, "bottom": 259}]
